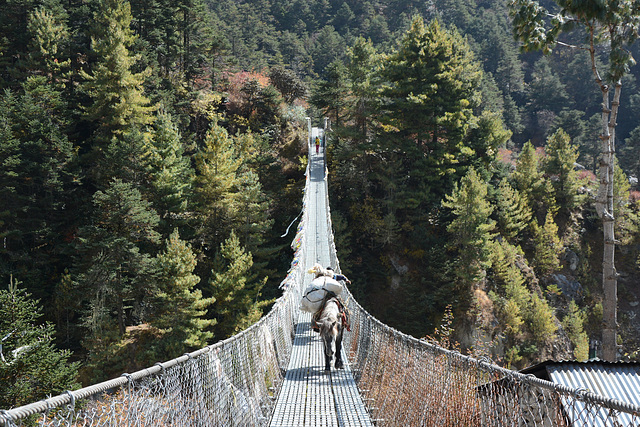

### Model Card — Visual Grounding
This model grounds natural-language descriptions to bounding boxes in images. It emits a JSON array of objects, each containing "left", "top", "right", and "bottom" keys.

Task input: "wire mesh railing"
[{"left": 339, "top": 284, "right": 640, "bottom": 426}]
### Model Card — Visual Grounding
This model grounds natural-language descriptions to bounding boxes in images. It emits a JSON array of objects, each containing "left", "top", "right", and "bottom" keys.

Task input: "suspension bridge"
[{"left": 1, "top": 125, "right": 640, "bottom": 426}]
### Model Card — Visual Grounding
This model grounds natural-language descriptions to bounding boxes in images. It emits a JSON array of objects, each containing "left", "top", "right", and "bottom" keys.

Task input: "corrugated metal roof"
[
  {"left": 526, "top": 360, "right": 640, "bottom": 427},
  {"left": 546, "top": 361, "right": 640, "bottom": 407}
]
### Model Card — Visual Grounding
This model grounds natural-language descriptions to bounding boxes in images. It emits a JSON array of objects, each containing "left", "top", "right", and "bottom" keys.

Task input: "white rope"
[{"left": 280, "top": 209, "right": 303, "bottom": 238}]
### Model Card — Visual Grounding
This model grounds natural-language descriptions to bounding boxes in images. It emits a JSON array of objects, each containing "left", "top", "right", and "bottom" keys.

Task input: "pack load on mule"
[
  {"left": 300, "top": 264, "right": 345, "bottom": 313},
  {"left": 301, "top": 264, "right": 351, "bottom": 334}
]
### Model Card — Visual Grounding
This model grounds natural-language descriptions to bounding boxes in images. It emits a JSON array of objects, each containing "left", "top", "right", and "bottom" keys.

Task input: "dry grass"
[{"left": 356, "top": 338, "right": 483, "bottom": 426}]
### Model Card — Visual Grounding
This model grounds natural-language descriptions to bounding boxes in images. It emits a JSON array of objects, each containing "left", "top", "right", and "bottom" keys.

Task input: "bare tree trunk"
[
  {"left": 589, "top": 23, "right": 620, "bottom": 360},
  {"left": 594, "top": 80, "right": 621, "bottom": 362}
]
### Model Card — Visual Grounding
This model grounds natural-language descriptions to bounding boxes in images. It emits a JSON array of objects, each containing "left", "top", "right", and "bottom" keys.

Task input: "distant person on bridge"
[{"left": 315, "top": 136, "right": 320, "bottom": 154}]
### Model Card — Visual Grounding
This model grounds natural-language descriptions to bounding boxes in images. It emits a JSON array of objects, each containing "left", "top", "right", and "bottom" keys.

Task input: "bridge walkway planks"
[{"left": 269, "top": 137, "right": 373, "bottom": 427}]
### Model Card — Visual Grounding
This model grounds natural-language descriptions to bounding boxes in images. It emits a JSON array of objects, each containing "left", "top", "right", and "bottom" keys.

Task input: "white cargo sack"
[{"left": 299, "top": 276, "right": 343, "bottom": 313}]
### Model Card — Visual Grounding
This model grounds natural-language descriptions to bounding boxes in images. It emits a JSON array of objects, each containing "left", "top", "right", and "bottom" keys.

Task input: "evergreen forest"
[{"left": 2, "top": 0, "right": 640, "bottom": 407}]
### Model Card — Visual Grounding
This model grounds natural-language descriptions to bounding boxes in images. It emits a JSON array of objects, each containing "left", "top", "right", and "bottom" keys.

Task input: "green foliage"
[
  {"left": 0, "top": 277, "right": 80, "bottom": 408},
  {"left": 488, "top": 240, "right": 528, "bottom": 338},
  {"left": 80, "top": 0, "right": 154, "bottom": 147},
  {"left": 512, "top": 141, "right": 557, "bottom": 223},
  {"left": 26, "top": 7, "right": 70, "bottom": 82},
  {"left": 510, "top": 0, "right": 639, "bottom": 81},
  {"left": 495, "top": 178, "right": 532, "bottom": 243},
  {"left": 309, "top": 25, "right": 346, "bottom": 76},
  {"left": 562, "top": 300, "right": 589, "bottom": 361},
  {"left": 528, "top": 57, "right": 569, "bottom": 116},
  {"left": 311, "top": 60, "right": 349, "bottom": 131},
  {"left": 442, "top": 168, "right": 496, "bottom": 286},
  {"left": 551, "top": 110, "right": 596, "bottom": 172},
  {"left": 194, "top": 121, "right": 243, "bottom": 250},
  {"left": 0, "top": 0, "right": 307, "bottom": 387},
  {"left": 527, "top": 293, "right": 557, "bottom": 344},
  {"left": 268, "top": 66, "right": 308, "bottom": 103},
  {"left": 543, "top": 129, "right": 585, "bottom": 223},
  {"left": 532, "top": 212, "right": 561, "bottom": 277},
  {"left": 147, "top": 230, "right": 214, "bottom": 360},
  {"left": 209, "top": 231, "right": 270, "bottom": 339},
  {"left": 381, "top": 17, "right": 485, "bottom": 206},
  {"left": 344, "top": 36, "right": 380, "bottom": 145},
  {"left": 0, "top": 76, "right": 78, "bottom": 299},
  {"left": 194, "top": 122, "right": 272, "bottom": 257},
  {"left": 238, "top": 78, "right": 283, "bottom": 134},
  {"left": 504, "top": 345, "right": 523, "bottom": 368},
  {"left": 144, "top": 111, "right": 194, "bottom": 234},
  {"left": 75, "top": 179, "right": 160, "bottom": 341},
  {"left": 612, "top": 160, "right": 638, "bottom": 244},
  {"left": 620, "top": 125, "right": 640, "bottom": 179},
  {"left": 3, "top": 0, "right": 640, "bottom": 381}
]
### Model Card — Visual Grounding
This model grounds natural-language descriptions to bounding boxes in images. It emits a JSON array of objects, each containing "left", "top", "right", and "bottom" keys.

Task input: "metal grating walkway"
[{"left": 269, "top": 131, "right": 373, "bottom": 427}]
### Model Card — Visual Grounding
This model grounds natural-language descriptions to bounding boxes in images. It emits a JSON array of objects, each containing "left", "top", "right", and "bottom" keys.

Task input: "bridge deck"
[{"left": 269, "top": 134, "right": 373, "bottom": 427}]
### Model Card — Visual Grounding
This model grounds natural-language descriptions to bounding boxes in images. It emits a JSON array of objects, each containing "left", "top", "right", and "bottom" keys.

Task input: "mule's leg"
[
  {"left": 334, "top": 327, "right": 344, "bottom": 369},
  {"left": 323, "top": 334, "right": 333, "bottom": 371}
]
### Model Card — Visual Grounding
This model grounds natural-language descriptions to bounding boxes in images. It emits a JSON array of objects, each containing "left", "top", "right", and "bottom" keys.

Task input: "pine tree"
[
  {"left": 379, "top": 16, "right": 501, "bottom": 215},
  {"left": 26, "top": 7, "right": 70, "bottom": 84},
  {"left": 345, "top": 36, "right": 379, "bottom": 144},
  {"left": 240, "top": 79, "right": 283, "bottom": 134},
  {"left": 144, "top": 111, "right": 194, "bottom": 235},
  {"left": 381, "top": 17, "right": 481, "bottom": 152},
  {"left": 495, "top": 178, "right": 532, "bottom": 243},
  {"left": 129, "top": 0, "right": 180, "bottom": 78},
  {"left": 532, "top": 212, "right": 561, "bottom": 277},
  {"left": 268, "top": 66, "right": 308, "bottom": 104},
  {"left": 209, "top": 231, "right": 269, "bottom": 339},
  {"left": 309, "top": 25, "right": 346, "bottom": 76},
  {"left": 0, "top": 77, "right": 78, "bottom": 301},
  {"left": 488, "top": 240, "right": 528, "bottom": 338},
  {"left": 0, "top": 276, "right": 79, "bottom": 408},
  {"left": 75, "top": 179, "right": 160, "bottom": 340},
  {"left": 80, "top": 0, "right": 154, "bottom": 156},
  {"left": 620, "top": 125, "right": 640, "bottom": 181},
  {"left": 527, "top": 293, "right": 558, "bottom": 344},
  {"left": 442, "top": 168, "right": 496, "bottom": 287},
  {"left": 562, "top": 300, "right": 589, "bottom": 361},
  {"left": 0, "top": 0, "right": 68, "bottom": 87},
  {"left": 311, "top": 59, "right": 349, "bottom": 138},
  {"left": 233, "top": 170, "right": 273, "bottom": 254},
  {"left": 177, "top": 0, "right": 211, "bottom": 86},
  {"left": 527, "top": 57, "right": 570, "bottom": 115},
  {"left": 512, "top": 141, "right": 557, "bottom": 223},
  {"left": 147, "top": 229, "right": 214, "bottom": 360},
  {"left": 512, "top": 141, "right": 543, "bottom": 202},
  {"left": 194, "top": 121, "right": 242, "bottom": 252},
  {"left": 543, "top": 129, "right": 584, "bottom": 225},
  {"left": 328, "top": 37, "right": 380, "bottom": 218}
]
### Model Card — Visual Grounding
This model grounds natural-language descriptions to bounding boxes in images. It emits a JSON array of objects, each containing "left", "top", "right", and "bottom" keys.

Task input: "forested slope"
[
  {"left": 0, "top": 0, "right": 310, "bottom": 401},
  {"left": 2, "top": 0, "right": 640, "bottom": 406},
  {"left": 207, "top": 0, "right": 640, "bottom": 366}
]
